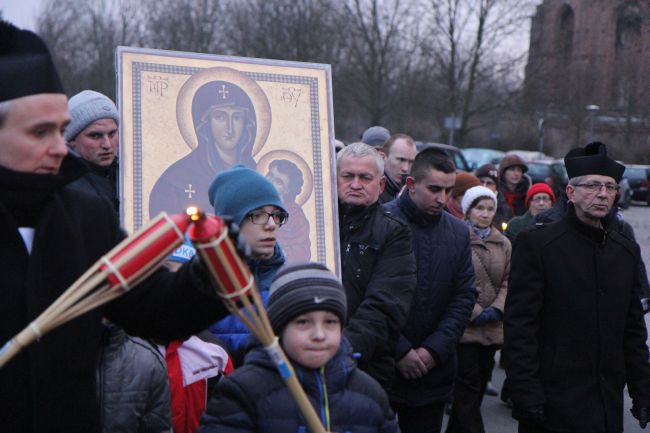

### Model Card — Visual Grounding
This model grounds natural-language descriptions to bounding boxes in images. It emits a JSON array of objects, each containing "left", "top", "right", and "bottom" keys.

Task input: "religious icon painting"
[{"left": 117, "top": 47, "right": 339, "bottom": 275}]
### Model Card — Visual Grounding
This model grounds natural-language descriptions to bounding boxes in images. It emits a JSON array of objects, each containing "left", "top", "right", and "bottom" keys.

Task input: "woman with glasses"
[
  {"left": 206, "top": 165, "right": 288, "bottom": 366},
  {"left": 504, "top": 183, "right": 556, "bottom": 243}
]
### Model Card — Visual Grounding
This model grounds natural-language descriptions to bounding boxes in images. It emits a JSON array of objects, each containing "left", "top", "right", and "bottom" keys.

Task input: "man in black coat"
[
  {"left": 504, "top": 142, "right": 650, "bottom": 433},
  {"left": 65, "top": 90, "right": 120, "bottom": 211},
  {"left": 337, "top": 142, "right": 417, "bottom": 390},
  {"left": 0, "top": 22, "right": 228, "bottom": 433},
  {"left": 383, "top": 148, "right": 476, "bottom": 433}
]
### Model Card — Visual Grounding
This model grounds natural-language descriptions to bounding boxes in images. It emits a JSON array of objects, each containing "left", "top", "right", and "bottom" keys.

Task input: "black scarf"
[{"left": 0, "top": 156, "right": 84, "bottom": 227}]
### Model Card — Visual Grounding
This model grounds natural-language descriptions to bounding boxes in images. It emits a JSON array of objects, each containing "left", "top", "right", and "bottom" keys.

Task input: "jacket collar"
[
  {"left": 564, "top": 201, "right": 611, "bottom": 244},
  {"left": 383, "top": 173, "right": 400, "bottom": 197},
  {"left": 398, "top": 190, "right": 441, "bottom": 226},
  {"left": 338, "top": 201, "right": 377, "bottom": 230}
]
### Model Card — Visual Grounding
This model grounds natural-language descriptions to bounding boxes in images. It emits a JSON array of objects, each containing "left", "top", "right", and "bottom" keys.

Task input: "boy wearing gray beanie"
[{"left": 199, "top": 263, "right": 399, "bottom": 433}]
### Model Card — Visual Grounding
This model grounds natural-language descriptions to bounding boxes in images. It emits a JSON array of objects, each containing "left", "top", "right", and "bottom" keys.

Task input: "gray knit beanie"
[
  {"left": 65, "top": 90, "right": 119, "bottom": 141},
  {"left": 267, "top": 263, "right": 347, "bottom": 334},
  {"left": 361, "top": 125, "right": 390, "bottom": 148}
]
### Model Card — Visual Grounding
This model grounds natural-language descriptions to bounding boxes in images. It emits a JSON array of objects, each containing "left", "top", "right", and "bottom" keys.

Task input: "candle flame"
[{"left": 186, "top": 206, "right": 201, "bottom": 221}]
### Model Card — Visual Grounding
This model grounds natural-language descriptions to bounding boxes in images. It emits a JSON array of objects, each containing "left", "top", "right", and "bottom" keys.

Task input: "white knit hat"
[
  {"left": 65, "top": 90, "right": 119, "bottom": 141},
  {"left": 461, "top": 185, "right": 497, "bottom": 216}
]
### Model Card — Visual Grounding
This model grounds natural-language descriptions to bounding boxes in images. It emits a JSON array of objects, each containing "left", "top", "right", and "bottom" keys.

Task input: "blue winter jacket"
[
  {"left": 208, "top": 244, "right": 285, "bottom": 366},
  {"left": 384, "top": 192, "right": 476, "bottom": 405},
  {"left": 198, "top": 338, "right": 399, "bottom": 433}
]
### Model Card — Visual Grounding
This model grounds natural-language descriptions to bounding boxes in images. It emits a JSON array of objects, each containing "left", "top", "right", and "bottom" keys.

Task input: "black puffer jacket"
[
  {"left": 384, "top": 192, "right": 476, "bottom": 405},
  {"left": 198, "top": 338, "right": 399, "bottom": 433},
  {"left": 339, "top": 201, "right": 417, "bottom": 389},
  {"left": 97, "top": 322, "right": 171, "bottom": 433}
]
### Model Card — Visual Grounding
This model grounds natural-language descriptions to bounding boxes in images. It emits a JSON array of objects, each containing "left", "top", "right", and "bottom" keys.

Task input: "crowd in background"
[{"left": 3, "top": 21, "right": 650, "bottom": 433}]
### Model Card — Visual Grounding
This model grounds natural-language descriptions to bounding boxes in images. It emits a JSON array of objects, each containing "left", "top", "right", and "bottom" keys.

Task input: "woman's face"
[
  {"left": 468, "top": 198, "right": 496, "bottom": 229},
  {"left": 209, "top": 106, "right": 246, "bottom": 151}
]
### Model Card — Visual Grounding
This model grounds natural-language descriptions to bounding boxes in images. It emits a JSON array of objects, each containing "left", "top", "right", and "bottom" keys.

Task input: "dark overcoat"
[
  {"left": 0, "top": 157, "right": 228, "bottom": 433},
  {"left": 503, "top": 204, "right": 650, "bottom": 432}
]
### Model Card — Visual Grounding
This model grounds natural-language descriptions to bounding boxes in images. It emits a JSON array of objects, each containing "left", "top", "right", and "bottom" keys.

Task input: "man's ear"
[
  {"left": 406, "top": 176, "right": 415, "bottom": 191},
  {"left": 379, "top": 175, "right": 386, "bottom": 193},
  {"left": 566, "top": 184, "right": 575, "bottom": 202}
]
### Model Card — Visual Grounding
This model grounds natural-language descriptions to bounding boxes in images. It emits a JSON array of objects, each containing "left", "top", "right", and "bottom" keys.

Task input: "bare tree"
[
  {"left": 335, "top": 0, "right": 422, "bottom": 128},
  {"left": 38, "top": 0, "right": 145, "bottom": 99},
  {"left": 420, "top": 0, "right": 535, "bottom": 145},
  {"left": 223, "top": 0, "right": 342, "bottom": 62},
  {"left": 142, "top": 0, "right": 227, "bottom": 54}
]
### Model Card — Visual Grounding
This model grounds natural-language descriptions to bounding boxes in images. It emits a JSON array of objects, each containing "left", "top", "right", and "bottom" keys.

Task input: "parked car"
[
  {"left": 461, "top": 147, "right": 506, "bottom": 171},
  {"left": 504, "top": 149, "right": 552, "bottom": 163},
  {"left": 618, "top": 177, "right": 633, "bottom": 209},
  {"left": 623, "top": 164, "right": 650, "bottom": 205},
  {"left": 526, "top": 159, "right": 568, "bottom": 201},
  {"left": 415, "top": 142, "right": 470, "bottom": 172}
]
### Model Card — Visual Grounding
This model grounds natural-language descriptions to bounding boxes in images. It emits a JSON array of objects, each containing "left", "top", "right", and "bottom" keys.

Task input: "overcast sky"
[{"left": 1, "top": 0, "right": 40, "bottom": 30}]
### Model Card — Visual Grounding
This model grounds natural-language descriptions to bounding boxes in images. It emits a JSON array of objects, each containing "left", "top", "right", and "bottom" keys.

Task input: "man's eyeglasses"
[
  {"left": 246, "top": 210, "right": 289, "bottom": 225},
  {"left": 530, "top": 196, "right": 552, "bottom": 203},
  {"left": 574, "top": 182, "right": 619, "bottom": 194}
]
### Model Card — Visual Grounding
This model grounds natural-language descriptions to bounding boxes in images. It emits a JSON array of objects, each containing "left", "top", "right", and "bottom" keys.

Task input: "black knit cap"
[
  {"left": 0, "top": 21, "right": 64, "bottom": 102},
  {"left": 564, "top": 142, "right": 625, "bottom": 182},
  {"left": 267, "top": 263, "right": 347, "bottom": 334}
]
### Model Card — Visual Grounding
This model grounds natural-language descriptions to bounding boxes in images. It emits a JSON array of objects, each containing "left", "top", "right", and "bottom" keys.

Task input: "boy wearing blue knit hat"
[
  {"left": 208, "top": 165, "right": 288, "bottom": 365},
  {"left": 199, "top": 263, "right": 399, "bottom": 433}
]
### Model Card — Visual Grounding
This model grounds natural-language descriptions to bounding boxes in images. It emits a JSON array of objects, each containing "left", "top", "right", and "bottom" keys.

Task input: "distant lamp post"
[{"left": 586, "top": 104, "right": 600, "bottom": 143}]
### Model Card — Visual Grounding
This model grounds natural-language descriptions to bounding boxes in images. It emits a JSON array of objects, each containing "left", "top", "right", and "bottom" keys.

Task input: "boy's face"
[
  {"left": 281, "top": 310, "right": 341, "bottom": 369},
  {"left": 239, "top": 205, "right": 283, "bottom": 259}
]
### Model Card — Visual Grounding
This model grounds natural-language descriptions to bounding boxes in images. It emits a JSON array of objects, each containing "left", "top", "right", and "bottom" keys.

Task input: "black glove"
[
  {"left": 632, "top": 405, "right": 649, "bottom": 429},
  {"left": 512, "top": 404, "right": 545, "bottom": 424},
  {"left": 471, "top": 307, "right": 503, "bottom": 326}
]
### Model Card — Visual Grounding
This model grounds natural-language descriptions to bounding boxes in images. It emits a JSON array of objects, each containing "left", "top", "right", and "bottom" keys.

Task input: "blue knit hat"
[{"left": 208, "top": 165, "right": 285, "bottom": 225}]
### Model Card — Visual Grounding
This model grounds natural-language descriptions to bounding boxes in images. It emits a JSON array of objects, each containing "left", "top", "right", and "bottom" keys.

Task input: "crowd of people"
[{"left": 2, "top": 21, "right": 650, "bottom": 433}]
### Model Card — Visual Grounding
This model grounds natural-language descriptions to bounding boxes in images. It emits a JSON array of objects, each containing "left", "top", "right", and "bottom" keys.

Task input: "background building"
[{"left": 525, "top": 0, "right": 650, "bottom": 162}]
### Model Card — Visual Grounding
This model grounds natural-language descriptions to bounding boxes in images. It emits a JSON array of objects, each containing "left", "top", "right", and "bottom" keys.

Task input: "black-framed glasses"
[
  {"left": 574, "top": 182, "right": 619, "bottom": 193},
  {"left": 246, "top": 210, "right": 289, "bottom": 225}
]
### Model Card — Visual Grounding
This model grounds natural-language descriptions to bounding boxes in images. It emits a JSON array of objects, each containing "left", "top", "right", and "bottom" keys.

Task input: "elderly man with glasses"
[{"left": 503, "top": 142, "right": 650, "bottom": 433}]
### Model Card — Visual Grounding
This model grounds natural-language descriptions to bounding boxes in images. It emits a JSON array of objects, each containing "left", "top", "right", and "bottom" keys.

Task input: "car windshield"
[
  {"left": 527, "top": 163, "right": 550, "bottom": 178},
  {"left": 625, "top": 167, "right": 647, "bottom": 179}
]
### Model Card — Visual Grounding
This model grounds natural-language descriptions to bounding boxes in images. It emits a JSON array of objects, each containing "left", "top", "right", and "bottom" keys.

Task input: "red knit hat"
[{"left": 525, "top": 183, "right": 556, "bottom": 208}]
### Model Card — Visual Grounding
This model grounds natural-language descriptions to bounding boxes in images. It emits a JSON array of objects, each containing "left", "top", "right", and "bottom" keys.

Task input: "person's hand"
[
  {"left": 512, "top": 404, "right": 545, "bottom": 424},
  {"left": 471, "top": 306, "right": 503, "bottom": 326},
  {"left": 396, "top": 349, "right": 428, "bottom": 380},
  {"left": 415, "top": 347, "right": 436, "bottom": 370},
  {"left": 631, "top": 405, "right": 649, "bottom": 428}
]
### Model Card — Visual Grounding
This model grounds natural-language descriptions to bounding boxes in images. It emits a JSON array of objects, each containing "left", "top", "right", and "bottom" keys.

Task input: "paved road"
[{"left": 442, "top": 202, "right": 650, "bottom": 433}]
